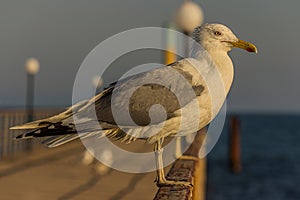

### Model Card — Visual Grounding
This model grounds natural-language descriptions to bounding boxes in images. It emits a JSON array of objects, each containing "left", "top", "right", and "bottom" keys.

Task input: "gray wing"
[{"left": 86, "top": 60, "right": 205, "bottom": 126}]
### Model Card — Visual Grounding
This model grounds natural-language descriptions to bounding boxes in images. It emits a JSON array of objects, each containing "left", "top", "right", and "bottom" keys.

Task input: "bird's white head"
[{"left": 193, "top": 23, "right": 257, "bottom": 54}]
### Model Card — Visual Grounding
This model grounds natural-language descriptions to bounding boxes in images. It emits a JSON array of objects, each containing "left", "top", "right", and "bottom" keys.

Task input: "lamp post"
[
  {"left": 174, "top": 0, "right": 204, "bottom": 154},
  {"left": 25, "top": 58, "right": 40, "bottom": 122},
  {"left": 92, "top": 76, "right": 104, "bottom": 94},
  {"left": 24, "top": 58, "right": 39, "bottom": 151},
  {"left": 84, "top": 76, "right": 111, "bottom": 175},
  {"left": 175, "top": 0, "right": 204, "bottom": 57},
  {"left": 163, "top": 22, "right": 178, "bottom": 65}
]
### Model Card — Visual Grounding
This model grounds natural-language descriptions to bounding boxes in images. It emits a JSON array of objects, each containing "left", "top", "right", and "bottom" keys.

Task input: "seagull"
[{"left": 11, "top": 23, "right": 257, "bottom": 187}]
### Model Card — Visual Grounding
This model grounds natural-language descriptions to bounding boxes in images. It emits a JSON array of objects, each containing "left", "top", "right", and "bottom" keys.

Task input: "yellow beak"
[{"left": 229, "top": 39, "right": 258, "bottom": 53}]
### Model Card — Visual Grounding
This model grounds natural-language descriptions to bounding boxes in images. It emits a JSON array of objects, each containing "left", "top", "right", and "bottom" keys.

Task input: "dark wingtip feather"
[{"left": 15, "top": 132, "right": 35, "bottom": 140}]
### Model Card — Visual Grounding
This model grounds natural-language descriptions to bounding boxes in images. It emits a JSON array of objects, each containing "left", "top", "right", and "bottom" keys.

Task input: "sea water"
[{"left": 207, "top": 114, "right": 300, "bottom": 200}]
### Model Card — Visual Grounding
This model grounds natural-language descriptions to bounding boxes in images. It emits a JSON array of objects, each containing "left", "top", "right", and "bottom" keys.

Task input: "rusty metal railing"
[{"left": 0, "top": 108, "right": 61, "bottom": 159}]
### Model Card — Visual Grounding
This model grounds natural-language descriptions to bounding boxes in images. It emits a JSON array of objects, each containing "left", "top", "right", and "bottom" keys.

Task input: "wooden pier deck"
[
  {"left": 0, "top": 141, "right": 160, "bottom": 200},
  {"left": 0, "top": 109, "right": 207, "bottom": 200}
]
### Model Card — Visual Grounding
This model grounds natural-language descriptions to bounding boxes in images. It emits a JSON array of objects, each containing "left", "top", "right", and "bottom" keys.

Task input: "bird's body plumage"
[
  {"left": 11, "top": 23, "right": 257, "bottom": 145},
  {"left": 12, "top": 56, "right": 228, "bottom": 146}
]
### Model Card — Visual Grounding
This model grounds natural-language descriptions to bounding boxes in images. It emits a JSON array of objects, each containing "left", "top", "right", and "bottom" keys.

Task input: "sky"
[{"left": 0, "top": 0, "right": 300, "bottom": 113}]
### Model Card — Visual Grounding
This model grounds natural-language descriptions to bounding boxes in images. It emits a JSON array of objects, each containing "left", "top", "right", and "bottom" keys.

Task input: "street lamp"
[
  {"left": 92, "top": 76, "right": 104, "bottom": 94},
  {"left": 25, "top": 58, "right": 40, "bottom": 122},
  {"left": 175, "top": 0, "right": 204, "bottom": 35},
  {"left": 175, "top": 0, "right": 204, "bottom": 58},
  {"left": 174, "top": 0, "right": 204, "bottom": 157}
]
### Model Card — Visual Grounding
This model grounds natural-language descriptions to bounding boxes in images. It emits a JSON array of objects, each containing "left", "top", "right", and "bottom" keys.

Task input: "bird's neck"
[{"left": 208, "top": 50, "right": 234, "bottom": 94}]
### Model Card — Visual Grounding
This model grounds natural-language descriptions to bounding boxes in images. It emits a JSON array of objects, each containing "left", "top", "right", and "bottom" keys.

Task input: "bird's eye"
[{"left": 214, "top": 31, "right": 222, "bottom": 36}]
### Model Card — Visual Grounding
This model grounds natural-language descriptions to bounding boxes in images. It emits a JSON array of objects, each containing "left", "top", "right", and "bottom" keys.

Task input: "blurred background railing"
[{"left": 0, "top": 108, "right": 62, "bottom": 159}]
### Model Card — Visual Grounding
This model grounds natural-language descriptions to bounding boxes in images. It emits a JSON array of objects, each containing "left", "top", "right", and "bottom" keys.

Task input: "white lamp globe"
[
  {"left": 92, "top": 76, "right": 103, "bottom": 89},
  {"left": 25, "top": 58, "right": 40, "bottom": 75},
  {"left": 175, "top": 1, "right": 204, "bottom": 34}
]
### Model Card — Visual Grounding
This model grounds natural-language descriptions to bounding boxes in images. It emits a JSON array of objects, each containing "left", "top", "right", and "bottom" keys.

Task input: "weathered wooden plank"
[
  {"left": 154, "top": 129, "right": 207, "bottom": 200},
  {"left": 228, "top": 116, "right": 242, "bottom": 173}
]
